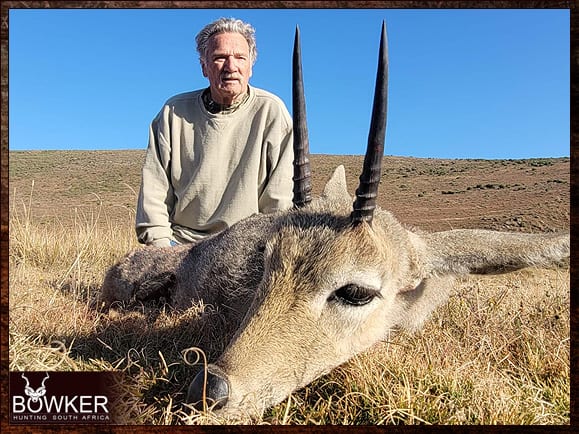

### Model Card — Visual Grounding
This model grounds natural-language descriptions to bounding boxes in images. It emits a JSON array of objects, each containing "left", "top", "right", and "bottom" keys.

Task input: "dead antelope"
[{"left": 100, "top": 23, "right": 569, "bottom": 420}]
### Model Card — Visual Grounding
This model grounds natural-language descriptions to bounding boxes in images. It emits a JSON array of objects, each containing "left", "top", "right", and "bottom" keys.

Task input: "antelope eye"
[{"left": 330, "top": 284, "right": 381, "bottom": 306}]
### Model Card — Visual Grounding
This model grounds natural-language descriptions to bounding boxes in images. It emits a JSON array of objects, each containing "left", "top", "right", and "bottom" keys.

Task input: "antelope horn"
[
  {"left": 351, "top": 21, "right": 389, "bottom": 225},
  {"left": 21, "top": 373, "right": 30, "bottom": 389},
  {"left": 292, "top": 25, "right": 312, "bottom": 208},
  {"left": 40, "top": 372, "right": 50, "bottom": 388}
]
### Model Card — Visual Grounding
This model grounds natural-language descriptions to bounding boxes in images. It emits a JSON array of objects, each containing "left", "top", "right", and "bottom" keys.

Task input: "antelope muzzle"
[{"left": 187, "top": 364, "right": 230, "bottom": 411}]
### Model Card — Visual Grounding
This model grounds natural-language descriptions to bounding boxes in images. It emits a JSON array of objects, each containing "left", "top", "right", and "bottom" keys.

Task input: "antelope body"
[{"left": 100, "top": 23, "right": 569, "bottom": 420}]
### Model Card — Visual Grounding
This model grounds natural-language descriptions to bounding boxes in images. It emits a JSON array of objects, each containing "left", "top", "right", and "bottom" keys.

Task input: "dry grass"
[{"left": 8, "top": 185, "right": 569, "bottom": 426}]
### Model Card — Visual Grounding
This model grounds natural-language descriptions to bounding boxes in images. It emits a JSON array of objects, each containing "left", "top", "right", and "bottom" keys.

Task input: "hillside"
[{"left": 8, "top": 151, "right": 569, "bottom": 233}]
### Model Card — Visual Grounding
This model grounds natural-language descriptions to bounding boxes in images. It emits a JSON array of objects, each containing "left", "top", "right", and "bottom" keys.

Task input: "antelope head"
[
  {"left": 22, "top": 373, "right": 50, "bottom": 403},
  {"left": 187, "top": 22, "right": 395, "bottom": 418}
]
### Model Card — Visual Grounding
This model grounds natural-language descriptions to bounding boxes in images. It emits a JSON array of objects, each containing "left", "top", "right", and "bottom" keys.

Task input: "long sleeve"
[
  {"left": 259, "top": 125, "right": 294, "bottom": 213},
  {"left": 135, "top": 110, "right": 176, "bottom": 245}
]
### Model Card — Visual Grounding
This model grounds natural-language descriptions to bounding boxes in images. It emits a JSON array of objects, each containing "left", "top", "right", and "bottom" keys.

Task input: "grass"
[{"left": 8, "top": 183, "right": 570, "bottom": 426}]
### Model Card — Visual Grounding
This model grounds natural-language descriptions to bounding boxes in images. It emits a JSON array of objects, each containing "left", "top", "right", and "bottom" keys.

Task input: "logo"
[
  {"left": 10, "top": 371, "right": 118, "bottom": 425},
  {"left": 22, "top": 373, "right": 49, "bottom": 402}
]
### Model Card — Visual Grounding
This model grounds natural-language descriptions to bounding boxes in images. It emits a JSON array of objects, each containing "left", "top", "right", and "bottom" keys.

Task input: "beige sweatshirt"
[{"left": 136, "top": 86, "right": 294, "bottom": 245}]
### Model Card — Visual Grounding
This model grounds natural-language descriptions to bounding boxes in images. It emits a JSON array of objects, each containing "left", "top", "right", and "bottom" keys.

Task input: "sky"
[{"left": 8, "top": 7, "right": 570, "bottom": 159}]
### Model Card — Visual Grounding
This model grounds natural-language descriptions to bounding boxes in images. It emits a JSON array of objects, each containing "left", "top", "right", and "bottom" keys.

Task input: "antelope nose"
[{"left": 187, "top": 365, "right": 230, "bottom": 410}]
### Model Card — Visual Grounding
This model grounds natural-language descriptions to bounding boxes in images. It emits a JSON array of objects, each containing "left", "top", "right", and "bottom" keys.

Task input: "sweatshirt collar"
[{"left": 202, "top": 87, "right": 251, "bottom": 114}]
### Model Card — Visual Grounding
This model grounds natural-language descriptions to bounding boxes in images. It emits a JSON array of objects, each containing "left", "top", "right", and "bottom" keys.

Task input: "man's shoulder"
[
  {"left": 250, "top": 87, "right": 291, "bottom": 126},
  {"left": 251, "top": 87, "right": 287, "bottom": 108}
]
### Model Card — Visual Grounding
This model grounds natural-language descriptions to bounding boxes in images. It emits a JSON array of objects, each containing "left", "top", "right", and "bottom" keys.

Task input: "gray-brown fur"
[{"left": 99, "top": 165, "right": 569, "bottom": 418}]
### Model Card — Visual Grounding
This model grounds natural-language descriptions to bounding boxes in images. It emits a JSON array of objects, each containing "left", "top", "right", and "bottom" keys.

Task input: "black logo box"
[{"left": 10, "top": 371, "right": 121, "bottom": 425}]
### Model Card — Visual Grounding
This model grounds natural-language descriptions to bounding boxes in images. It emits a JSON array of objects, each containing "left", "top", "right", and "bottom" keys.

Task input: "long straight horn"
[
  {"left": 292, "top": 25, "right": 312, "bottom": 208},
  {"left": 351, "top": 21, "right": 388, "bottom": 225}
]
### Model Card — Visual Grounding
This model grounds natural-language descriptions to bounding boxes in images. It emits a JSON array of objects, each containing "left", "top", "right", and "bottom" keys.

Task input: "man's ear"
[{"left": 201, "top": 60, "right": 208, "bottom": 78}]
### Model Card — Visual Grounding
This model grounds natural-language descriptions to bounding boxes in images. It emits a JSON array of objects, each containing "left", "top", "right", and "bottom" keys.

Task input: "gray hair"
[{"left": 196, "top": 17, "right": 257, "bottom": 65}]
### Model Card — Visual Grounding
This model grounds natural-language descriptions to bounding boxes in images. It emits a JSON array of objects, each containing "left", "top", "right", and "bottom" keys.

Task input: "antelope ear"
[
  {"left": 321, "top": 165, "right": 351, "bottom": 204},
  {"left": 423, "top": 229, "right": 569, "bottom": 275}
]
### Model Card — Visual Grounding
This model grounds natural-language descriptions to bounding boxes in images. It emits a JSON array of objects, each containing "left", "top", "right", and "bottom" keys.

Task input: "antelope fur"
[{"left": 100, "top": 164, "right": 569, "bottom": 417}]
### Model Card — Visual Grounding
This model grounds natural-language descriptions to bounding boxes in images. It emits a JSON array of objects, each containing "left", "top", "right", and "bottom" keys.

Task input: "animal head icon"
[{"left": 21, "top": 373, "right": 49, "bottom": 402}]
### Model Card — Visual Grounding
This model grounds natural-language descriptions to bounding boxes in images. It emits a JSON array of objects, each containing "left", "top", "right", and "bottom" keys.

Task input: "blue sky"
[{"left": 8, "top": 7, "right": 569, "bottom": 159}]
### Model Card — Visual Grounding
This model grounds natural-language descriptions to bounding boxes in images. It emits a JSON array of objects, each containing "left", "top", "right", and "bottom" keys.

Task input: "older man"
[{"left": 136, "top": 18, "right": 294, "bottom": 247}]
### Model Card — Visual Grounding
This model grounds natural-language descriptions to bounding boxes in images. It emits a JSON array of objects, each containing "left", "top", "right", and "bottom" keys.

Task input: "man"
[{"left": 136, "top": 18, "right": 294, "bottom": 247}]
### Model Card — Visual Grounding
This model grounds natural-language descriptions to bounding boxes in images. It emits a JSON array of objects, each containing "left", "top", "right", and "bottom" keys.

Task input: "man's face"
[{"left": 202, "top": 32, "right": 253, "bottom": 105}]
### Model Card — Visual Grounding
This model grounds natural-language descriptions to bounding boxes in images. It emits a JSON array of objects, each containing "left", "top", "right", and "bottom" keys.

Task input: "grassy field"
[{"left": 8, "top": 151, "right": 570, "bottom": 425}]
